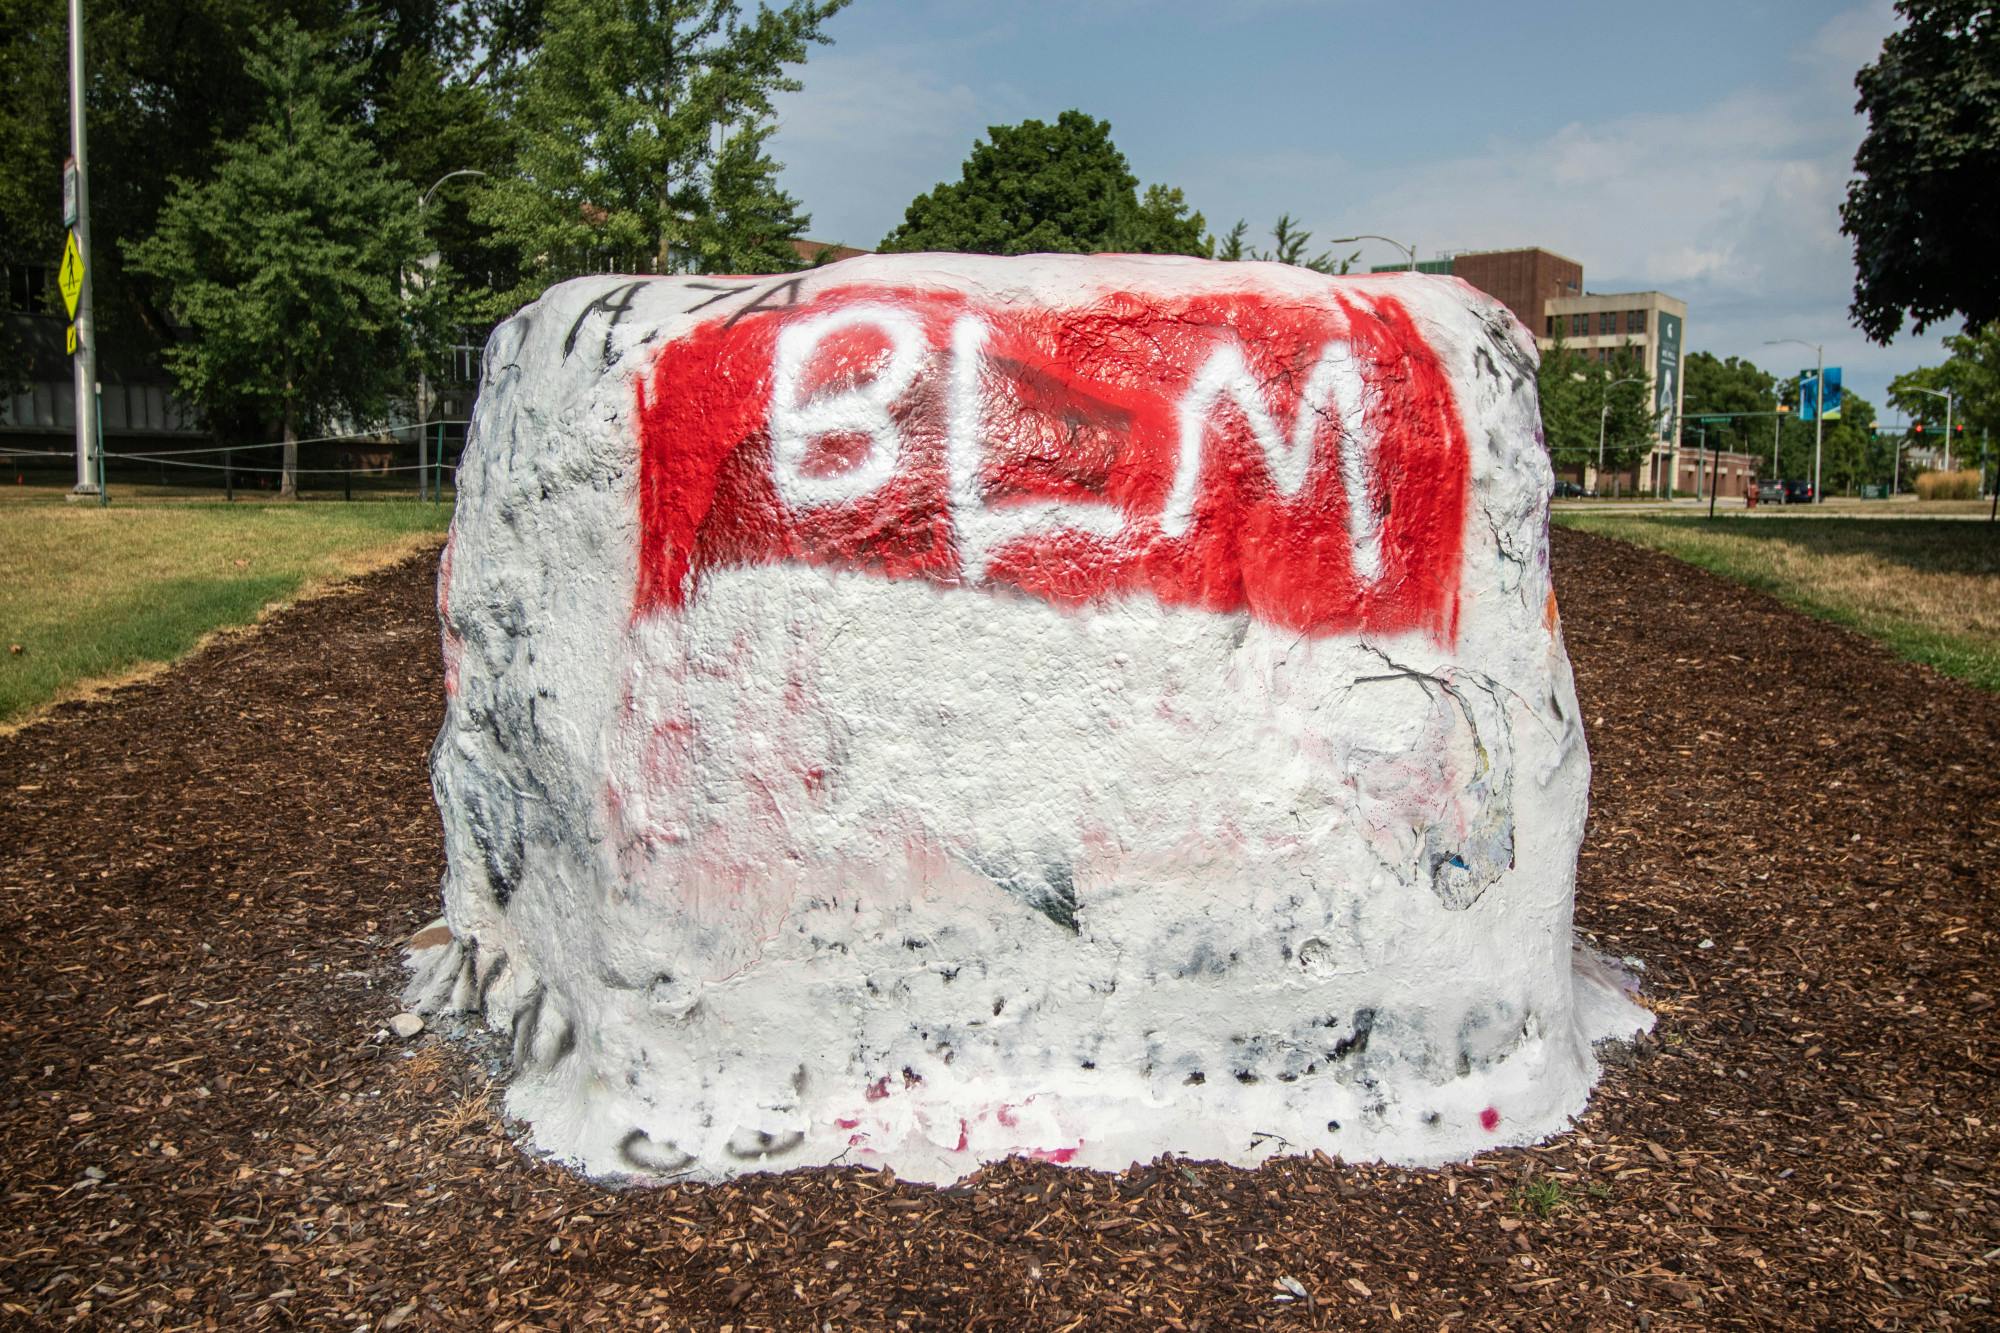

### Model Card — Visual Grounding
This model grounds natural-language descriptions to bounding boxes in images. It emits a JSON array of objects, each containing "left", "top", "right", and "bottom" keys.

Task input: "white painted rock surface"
[{"left": 408, "top": 253, "right": 1649, "bottom": 1185}]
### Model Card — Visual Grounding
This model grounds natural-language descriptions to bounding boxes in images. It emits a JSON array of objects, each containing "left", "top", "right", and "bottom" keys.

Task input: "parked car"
[
  {"left": 1780, "top": 479, "right": 1816, "bottom": 504},
  {"left": 1552, "top": 480, "right": 1594, "bottom": 498},
  {"left": 1757, "top": 479, "right": 1786, "bottom": 504}
]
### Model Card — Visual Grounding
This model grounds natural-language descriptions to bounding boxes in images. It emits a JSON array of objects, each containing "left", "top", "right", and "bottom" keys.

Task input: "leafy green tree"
[
  {"left": 1683, "top": 351, "right": 1784, "bottom": 460},
  {"left": 1818, "top": 389, "right": 1883, "bottom": 495},
  {"left": 1597, "top": 345, "right": 1655, "bottom": 476},
  {"left": 1536, "top": 335, "right": 1597, "bottom": 467},
  {"left": 879, "top": 110, "right": 1209, "bottom": 257},
  {"left": 477, "top": 0, "right": 841, "bottom": 294},
  {"left": 1890, "top": 322, "right": 2000, "bottom": 448},
  {"left": 1842, "top": 0, "right": 2000, "bottom": 342},
  {"left": 1125, "top": 184, "right": 1211, "bottom": 257},
  {"left": 1, "top": 1, "right": 504, "bottom": 395},
  {"left": 1214, "top": 220, "right": 1249, "bottom": 262},
  {"left": 128, "top": 19, "right": 442, "bottom": 497}
]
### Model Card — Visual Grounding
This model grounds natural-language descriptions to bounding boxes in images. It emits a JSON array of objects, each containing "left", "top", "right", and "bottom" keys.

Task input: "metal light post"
[
  {"left": 1330, "top": 234, "right": 1418, "bottom": 271},
  {"left": 1907, "top": 386, "right": 1954, "bottom": 473},
  {"left": 411, "top": 170, "right": 486, "bottom": 501},
  {"left": 1766, "top": 338, "right": 1824, "bottom": 503},
  {"left": 1596, "top": 375, "right": 1645, "bottom": 489},
  {"left": 66, "top": 0, "right": 99, "bottom": 497}
]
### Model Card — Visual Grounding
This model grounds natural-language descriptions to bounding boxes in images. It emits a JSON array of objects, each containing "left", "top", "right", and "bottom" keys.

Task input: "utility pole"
[{"left": 66, "top": 0, "right": 99, "bottom": 497}]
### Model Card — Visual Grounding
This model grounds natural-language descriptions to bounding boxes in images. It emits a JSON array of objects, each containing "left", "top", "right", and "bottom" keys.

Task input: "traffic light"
[
  {"left": 1955, "top": 422, "right": 1965, "bottom": 437},
  {"left": 1913, "top": 420, "right": 1925, "bottom": 435}
]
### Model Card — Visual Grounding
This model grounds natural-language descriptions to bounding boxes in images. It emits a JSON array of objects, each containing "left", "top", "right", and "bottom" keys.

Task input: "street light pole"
[
  {"left": 1596, "top": 375, "right": 1645, "bottom": 490},
  {"left": 412, "top": 169, "right": 487, "bottom": 502},
  {"left": 1329, "top": 234, "right": 1417, "bottom": 272},
  {"left": 66, "top": 0, "right": 99, "bottom": 497}
]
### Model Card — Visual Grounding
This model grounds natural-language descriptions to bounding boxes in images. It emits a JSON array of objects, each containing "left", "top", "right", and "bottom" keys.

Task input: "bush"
[{"left": 1915, "top": 469, "right": 1983, "bottom": 501}]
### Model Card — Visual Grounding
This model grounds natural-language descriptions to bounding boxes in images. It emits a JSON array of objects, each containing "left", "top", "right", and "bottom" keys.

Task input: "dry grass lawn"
[
  {"left": 0, "top": 492, "right": 449, "bottom": 725},
  {"left": 1554, "top": 512, "right": 2000, "bottom": 689}
]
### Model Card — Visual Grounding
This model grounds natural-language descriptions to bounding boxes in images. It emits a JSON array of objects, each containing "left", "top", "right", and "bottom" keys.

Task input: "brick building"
[{"left": 1377, "top": 247, "right": 1694, "bottom": 495}]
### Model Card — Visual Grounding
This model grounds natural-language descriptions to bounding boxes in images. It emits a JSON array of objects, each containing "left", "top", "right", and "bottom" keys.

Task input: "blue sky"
[{"left": 770, "top": 0, "right": 1953, "bottom": 417}]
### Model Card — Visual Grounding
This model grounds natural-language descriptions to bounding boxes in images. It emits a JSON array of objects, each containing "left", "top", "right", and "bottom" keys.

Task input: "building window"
[
  {"left": 1626, "top": 309, "right": 1648, "bottom": 334},
  {"left": 1570, "top": 313, "right": 1588, "bottom": 337},
  {"left": 1546, "top": 316, "right": 1558, "bottom": 337},
  {"left": 1598, "top": 311, "right": 1619, "bottom": 335}
]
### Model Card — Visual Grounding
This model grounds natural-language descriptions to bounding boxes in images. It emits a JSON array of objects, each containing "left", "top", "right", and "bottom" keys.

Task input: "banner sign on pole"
[
  {"left": 62, "top": 158, "right": 78, "bottom": 229},
  {"left": 1799, "top": 367, "right": 1843, "bottom": 421},
  {"left": 1654, "top": 312, "right": 1682, "bottom": 440},
  {"left": 65, "top": 323, "right": 78, "bottom": 356}
]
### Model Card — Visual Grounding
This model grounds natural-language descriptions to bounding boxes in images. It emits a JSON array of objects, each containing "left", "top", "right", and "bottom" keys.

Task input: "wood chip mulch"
[{"left": 1, "top": 527, "right": 1995, "bottom": 1331}]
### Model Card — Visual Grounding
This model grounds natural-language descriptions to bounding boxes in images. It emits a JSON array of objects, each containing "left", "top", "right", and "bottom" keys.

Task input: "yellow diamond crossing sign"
[{"left": 58, "top": 231, "right": 84, "bottom": 320}]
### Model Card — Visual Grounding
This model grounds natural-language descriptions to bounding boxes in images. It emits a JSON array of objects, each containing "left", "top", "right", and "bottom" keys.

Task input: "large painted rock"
[{"left": 408, "top": 253, "right": 1649, "bottom": 1184}]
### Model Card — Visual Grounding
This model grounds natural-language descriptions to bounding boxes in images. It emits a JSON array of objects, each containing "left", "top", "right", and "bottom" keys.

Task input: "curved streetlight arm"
[
  {"left": 1329, "top": 234, "right": 1417, "bottom": 269},
  {"left": 1596, "top": 376, "right": 1650, "bottom": 477},
  {"left": 420, "top": 168, "right": 489, "bottom": 210}
]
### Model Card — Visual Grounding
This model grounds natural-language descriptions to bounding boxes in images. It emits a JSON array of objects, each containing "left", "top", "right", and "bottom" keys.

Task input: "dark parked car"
[
  {"left": 1552, "top": 480, "right": 1594, "bottom": 498},
  {"left": 1781, "top": 479, "right": 1816, "bottom": 504},
  {"left": 1757, "top": 479, "right": 1786, "bottom": 504}
]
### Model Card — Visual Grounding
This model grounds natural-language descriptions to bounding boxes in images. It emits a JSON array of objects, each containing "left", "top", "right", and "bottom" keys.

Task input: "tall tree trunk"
[{"left": 281, "top": 392, "right": 298, "bottom": 500}]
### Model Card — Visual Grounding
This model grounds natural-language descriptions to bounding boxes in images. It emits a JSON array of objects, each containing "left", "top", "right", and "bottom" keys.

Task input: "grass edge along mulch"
[
  {"left": 1552, "top": 511, "right": 2000, "bottom": 692},
  {"left": 0, "top": 503, "right": 447, "bottom": 733}
]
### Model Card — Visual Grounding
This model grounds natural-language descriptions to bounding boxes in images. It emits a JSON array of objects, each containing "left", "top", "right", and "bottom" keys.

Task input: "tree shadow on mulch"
[{"left": 0, "top": 528, "right": 1994, "bottom": 1330}]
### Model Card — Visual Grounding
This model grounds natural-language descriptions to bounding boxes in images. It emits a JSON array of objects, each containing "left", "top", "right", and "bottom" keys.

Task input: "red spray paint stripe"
[{"left": 634, "top": 283, "right": 1469, "bottom": 640}]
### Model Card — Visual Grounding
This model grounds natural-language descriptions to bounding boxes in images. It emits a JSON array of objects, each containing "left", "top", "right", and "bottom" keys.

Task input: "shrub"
[{"left": 1915, "top": 469, "right": 1982, "bottom": 501}]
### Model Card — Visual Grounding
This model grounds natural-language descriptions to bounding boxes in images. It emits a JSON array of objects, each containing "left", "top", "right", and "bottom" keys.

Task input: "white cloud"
[{"left": 770, "top": 32, "right": 1022, "bottom": 249}]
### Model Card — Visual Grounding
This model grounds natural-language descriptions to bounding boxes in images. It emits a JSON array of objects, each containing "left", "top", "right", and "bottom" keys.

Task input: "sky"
[{"left": 768, "top": 0, "right": 1954, "bottom": 419}]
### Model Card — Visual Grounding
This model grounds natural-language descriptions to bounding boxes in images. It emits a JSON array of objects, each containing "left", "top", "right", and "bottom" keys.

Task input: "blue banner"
[{"left": 1799, "top": 367, "right": 1842, "bottom": 421}]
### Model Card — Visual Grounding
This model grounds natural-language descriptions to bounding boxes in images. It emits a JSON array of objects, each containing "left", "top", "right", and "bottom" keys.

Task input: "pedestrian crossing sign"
[
  {"left": 58, "top": 231, "right": 84, "bottom": 320},
  {"left": 65, "top": 323, "right": 78, "bottom": 356}
]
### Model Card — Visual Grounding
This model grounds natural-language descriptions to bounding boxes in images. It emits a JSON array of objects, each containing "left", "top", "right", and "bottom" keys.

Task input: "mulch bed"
[{"left": 1, "top": 527, "right": 1994, "bottom": 1330}]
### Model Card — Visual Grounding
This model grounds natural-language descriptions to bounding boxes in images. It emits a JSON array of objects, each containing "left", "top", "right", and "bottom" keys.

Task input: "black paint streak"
[
  {"left": 969, "top": 853, "right": 1079, "bottom": 933},
  {"left": 680, "top": 280, "right": 759, "bottom": 314},
  {"left": 619, "top": 1129, "right": 696, "bottom": 1174},
  {"left": 562, "top": 280, "right": 648, "bottom": 362},
  {"left": 723, "top": 276, "right": 806, "bottom": 327},
  {"left": 725, "top": 1129, "right": 806, "bottom": 1161},
  {"left": 1328, "top": 1007, "right": 1376, "bottom": 1062}
]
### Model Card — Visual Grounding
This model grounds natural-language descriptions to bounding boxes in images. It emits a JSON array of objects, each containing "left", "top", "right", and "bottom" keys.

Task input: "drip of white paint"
[
  {"left": 947, "top": 316, "right": 1125, "bottom": 582},
  {"left": 770, "top": 303, "right": 926, "bottom": 509},
  {"left": 1161, "top": 338, "right": 1383, "bottom": 583}
]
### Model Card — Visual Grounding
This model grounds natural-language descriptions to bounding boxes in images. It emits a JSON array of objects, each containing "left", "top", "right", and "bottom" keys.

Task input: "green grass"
[
  {"left": 1555, "top": 512, "right": 2000, "bottom": 691},
  {"left": 0, "top": 493, "right": 449, "bottom": 724}
]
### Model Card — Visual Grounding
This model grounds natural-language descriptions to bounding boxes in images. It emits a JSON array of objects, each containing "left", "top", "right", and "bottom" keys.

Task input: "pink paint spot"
[
  {"left": 1480, "top": 1106, "right": 1500, "bottom": 1132},
  {"left": 1030, "top": 1147, "right": 1079, "bottom": 1164},
  {"left": 865, "top": 1077, "right": 891, "bottom": 1102},
  {"left": 834, "top": 1117, "right": 860, "bottom": 1130},
  {"left": 996, "top": 1104, "right": 1018, "bottom": 1128},
  {"left": 954, "top": 1119, "right": 969, "bottom": 1153},
  {"left": 846, "top": 1133, "right": 866, "bottom": 1147}
]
